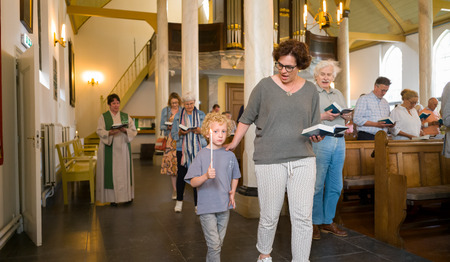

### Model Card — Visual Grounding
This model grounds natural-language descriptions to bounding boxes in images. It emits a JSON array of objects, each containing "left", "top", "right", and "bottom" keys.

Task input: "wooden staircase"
[{"left": 100, "top": 34, "right": 156, "bottom": 112}]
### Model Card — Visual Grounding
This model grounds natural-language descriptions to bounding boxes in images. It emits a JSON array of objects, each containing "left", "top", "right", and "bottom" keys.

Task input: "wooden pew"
[
  {"left": 56, "top": 140, "right": 96, "bottom": 205},
  {"left": 73, "top": 138, "right": 98, "bottom": 157},
  {"left": 374, "top": 131, "right": 450, "bottom": 248},
  {"left": 342, "top": 140, "right": 375, "bottom": 193}
]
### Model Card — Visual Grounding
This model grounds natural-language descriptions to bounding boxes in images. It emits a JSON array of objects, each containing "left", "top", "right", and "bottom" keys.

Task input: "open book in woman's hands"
[
  {"left": 111, "top": 123, "right": 128, "bottom": 129},
  {"left": 301, "top": 124, "right": 348, "bottom": 137}
]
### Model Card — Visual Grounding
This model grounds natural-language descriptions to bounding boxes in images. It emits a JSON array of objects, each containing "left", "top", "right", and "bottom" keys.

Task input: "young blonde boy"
[{"left": 185, "top": 113, "right": 241, "bottom": 262}]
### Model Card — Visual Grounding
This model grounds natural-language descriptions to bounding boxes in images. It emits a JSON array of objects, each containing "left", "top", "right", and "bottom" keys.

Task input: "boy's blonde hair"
[{"left": 201, "top": 113, "right": 232, "bottom": 141}]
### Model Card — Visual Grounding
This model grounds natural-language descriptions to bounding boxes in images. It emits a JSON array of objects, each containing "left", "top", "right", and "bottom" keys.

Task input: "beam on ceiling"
[
  {"left": 433, "top": 0, "right": 450, "bottom": 16},
  {"left": 371, "top": 0, "right": 406, "bottom": 34},
  {"left": 349, "top": 32, "right": 406, "bottom": 46},
  {"left": 67, "top": 5, "right": 157, "bottom": 32}
]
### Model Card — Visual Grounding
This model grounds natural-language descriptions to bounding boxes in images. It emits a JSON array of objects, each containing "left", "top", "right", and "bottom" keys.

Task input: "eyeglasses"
[
  {"left": 408, "top": 100, "right": 418, "bottom": 105},
  {"left": 275, "top": 62, "right": 297, "bottom": 73}
]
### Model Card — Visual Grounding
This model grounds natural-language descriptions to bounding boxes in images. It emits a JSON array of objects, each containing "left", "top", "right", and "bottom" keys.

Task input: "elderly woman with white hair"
[
  {"left": 171, "top": 92, "right": 207, "bottom": 212},
  {"left": 311, "top": 60, "right": 351, "bottom": 240}
]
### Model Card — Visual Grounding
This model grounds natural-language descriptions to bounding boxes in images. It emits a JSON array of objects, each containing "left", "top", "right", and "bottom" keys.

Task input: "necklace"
[{"left": 285, "top": 84, "right": 296, "bottom": 96}]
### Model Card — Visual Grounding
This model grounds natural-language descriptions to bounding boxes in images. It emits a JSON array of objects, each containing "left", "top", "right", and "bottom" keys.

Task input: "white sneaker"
[
  {"left": 257, "top": 256, "right": 272, "bottom": 262},
  {"left": 174, "top": 201, "right": 183, "bottom": 213},
  {"left": 172, "top": 191, "right": 177, "bottom": 200},
  {"left": 195, "top": 206, "right": 198, "bottom": 213}
]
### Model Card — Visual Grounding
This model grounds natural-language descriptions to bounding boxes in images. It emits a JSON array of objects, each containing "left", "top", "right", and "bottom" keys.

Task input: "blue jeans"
[
  {"left": 199, "top": 211, "right": 230, "bottom": 262},
  {"left": 312, "top": 136, "right": 345, "bottom": 225}
]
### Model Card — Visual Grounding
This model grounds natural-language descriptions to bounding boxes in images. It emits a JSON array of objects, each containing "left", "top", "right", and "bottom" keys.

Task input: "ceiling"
[{"left": 66, "top": 0, "right": 450, "bottom": 51}]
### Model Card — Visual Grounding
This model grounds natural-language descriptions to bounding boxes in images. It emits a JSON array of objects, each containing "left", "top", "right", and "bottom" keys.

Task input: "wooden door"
[
  {"left": 226, "top": 83, "right": 244, "bottom": 182},
  {"left": 18, "top": 45, "right": 42, "bottom": 246}
]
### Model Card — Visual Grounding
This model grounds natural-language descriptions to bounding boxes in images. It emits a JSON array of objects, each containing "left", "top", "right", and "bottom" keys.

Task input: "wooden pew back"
[{"left": 374, "top": 131, "right": 450, "bottom": 248}]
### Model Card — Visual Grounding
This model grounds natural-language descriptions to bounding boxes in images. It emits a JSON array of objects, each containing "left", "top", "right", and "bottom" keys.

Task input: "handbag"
[{"left": 155, "top": 136, "right": 167, "bottom": 151}]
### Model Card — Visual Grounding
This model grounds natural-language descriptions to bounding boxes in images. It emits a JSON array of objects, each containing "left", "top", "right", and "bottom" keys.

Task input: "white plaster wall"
[
  {"left": 1, "top": 0, "right": 76, "bottom": 233},
  {"left": 349, "top": 46, "right": 380, "bottom": 105}
]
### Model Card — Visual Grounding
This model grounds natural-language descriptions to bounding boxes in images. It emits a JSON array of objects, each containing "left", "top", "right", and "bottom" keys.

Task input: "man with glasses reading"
[{"left": 353, "top": 77, "right": 394, "bottom": 140}]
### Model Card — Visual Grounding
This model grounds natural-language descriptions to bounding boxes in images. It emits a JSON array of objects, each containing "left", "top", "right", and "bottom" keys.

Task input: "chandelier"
[{"left": 304, "top": 0, "right": 344, "bottom": 31}]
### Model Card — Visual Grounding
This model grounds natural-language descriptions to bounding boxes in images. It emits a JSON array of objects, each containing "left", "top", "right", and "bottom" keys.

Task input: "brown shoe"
[
  {"left": 312, "top": 225, "right": 321, "bottom": 240},
  {"left": 321, "top": 223, "right": 347, "bottom": 237}
]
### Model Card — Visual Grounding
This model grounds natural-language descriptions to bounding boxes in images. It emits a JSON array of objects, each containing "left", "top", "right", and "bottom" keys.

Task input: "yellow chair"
[{"left": 56, "top": 141, "right": 96, "bottom": 204}]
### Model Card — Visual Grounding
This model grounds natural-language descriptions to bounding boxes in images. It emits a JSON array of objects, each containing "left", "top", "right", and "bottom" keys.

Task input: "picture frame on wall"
[
  {"left": 0, "top": 0, "right": 4, "bottom": 165},
  {"left": 20, "top": 0, "right": 33, "bottom": 33},
  {"left": 69, "top": 41, "right": 76, "bottom": 107},
  {"left": 53, "top": 57, "right": 57, "bottom": 101}
]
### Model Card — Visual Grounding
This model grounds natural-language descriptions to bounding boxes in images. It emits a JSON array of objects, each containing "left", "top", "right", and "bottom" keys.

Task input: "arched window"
[
  {"left": 433, "top": 30, "right": 450, "bottom": 98},
  {"left": 381, "top": 46, "right": 402, "bottom": 103}
]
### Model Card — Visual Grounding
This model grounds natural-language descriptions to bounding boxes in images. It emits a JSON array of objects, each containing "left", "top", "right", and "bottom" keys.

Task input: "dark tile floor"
[{"left": 0, "top": 159, "right": 430, "bottom": 261}]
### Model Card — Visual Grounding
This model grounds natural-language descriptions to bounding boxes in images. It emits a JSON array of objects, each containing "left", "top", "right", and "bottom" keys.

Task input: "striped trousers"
[{"left": 255, "top": 157, "right": 316, "bottom": 262}]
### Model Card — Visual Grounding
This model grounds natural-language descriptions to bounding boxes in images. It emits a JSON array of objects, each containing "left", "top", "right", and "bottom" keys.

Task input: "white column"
[
  {"left": 337, "top": 16, "right": 350, "bottom": 107},
  {"left": 418, "top": 0, "right": 433, "bottom": 105},
  {"left": 243, "top": 0, "right": 274, "bottom": 188},
  {"left": 182, "top": 0, "right": 199, "bottom": 103},
  {"left": 208, "top": 75, "right": 220, "bottom": 112},
  {"left": 155, "top": 0, "right": 169, "bottom": 137}
]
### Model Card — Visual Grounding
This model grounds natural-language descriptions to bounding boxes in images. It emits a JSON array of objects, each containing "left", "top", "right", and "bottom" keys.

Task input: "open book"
[
  {"left": 179, "top": 124, "right": 198, "bottom": 131},
  {"left": 378, "top": 117, "right": 395, "bottom": 125},
  {"left": 411, "top": 135, "right": 430, "bottom": 140},
  {"left": 164, "top": 121, "right": 173, "bottom": 126},
  {"left": 301, "top": 124, "right": 348, "bottom": 137},
  {"left": 111, "top": 123, "right": 128, "bottom": 129},
  {"left": 419, "top": 112, "right": 430, "bottom": 120},
  {"left": 324, "top": 102, "right": 353, "bottom": 115}
]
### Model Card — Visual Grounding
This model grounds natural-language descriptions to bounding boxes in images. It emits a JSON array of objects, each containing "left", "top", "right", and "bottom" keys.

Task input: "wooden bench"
[
  {"left": 73, "top": 138, "right": 98, "bottom": 157},
  {"left": 56, "top": 140, "right": 96, "bottom": 205},
  {"left": 343, "top": 140, "right": 375, "bottom": 192},
  {"left": 374, "top": 131, "right": 450, "bottom": 248}
]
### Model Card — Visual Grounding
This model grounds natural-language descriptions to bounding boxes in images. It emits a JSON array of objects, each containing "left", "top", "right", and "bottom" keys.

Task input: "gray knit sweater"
[{"left": 240, "top": 77, "right": 321, "bottom": 164}]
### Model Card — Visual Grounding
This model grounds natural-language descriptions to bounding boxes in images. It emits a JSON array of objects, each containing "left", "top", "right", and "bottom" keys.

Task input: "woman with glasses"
[
  {"left": 389, "top": 89, "right": 421, "bottom": 140},
  {"left": 160, "top": 92, "right": 182, "bottom": 200},
  {"left": 226, "top": 39, "right": 322, "bottom": 262},
  {"left": 171, "top": 92, "right": 207, "bottom": 213}
]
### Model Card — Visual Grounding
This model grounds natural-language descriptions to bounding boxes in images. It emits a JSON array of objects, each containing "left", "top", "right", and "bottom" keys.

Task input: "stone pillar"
[
  {"left": 418, "top": 0, "right": 433, "bottom": 105},
  {"left": 337, "top": 16, "right": 350, "bottom": 107},
  {"left": 212, "top": 0, "right": 224, "bottom": 23},
  {"left": 208, "top": 75, "right": 220, "bottom": 112},
  {"left": 182, "top": 0, "right": 199, "bottom": 103},
  {"left": 235, "top": 0, "right": 273, "bottom": 218},
  {"left": 155, "top": 0, "right": 169, "bottom": 139}
]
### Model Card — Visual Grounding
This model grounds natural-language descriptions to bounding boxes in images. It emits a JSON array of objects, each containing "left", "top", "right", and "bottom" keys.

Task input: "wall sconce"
[
  {"left": 87, "top": 78, "right": 99, "bottom": 86},
  {"left": 54, "top": 24, "right": 66, "bottom": 47},
  {"left": 83, "top": 71, "right": 104, "bottom": 86}
]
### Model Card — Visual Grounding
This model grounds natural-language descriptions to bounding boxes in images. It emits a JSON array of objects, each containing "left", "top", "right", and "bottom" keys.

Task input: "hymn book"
[
  {"left": 111, "top": 123, "right": 128, "bottom": 129},
  {"left": 324, "top": 102, "right": 353, "bottom": 115},
  {"left": 419, "top": 112, "right": 430, "bottom": 120},
  {"left": 165, "top": 121, "right": 173, "bottom": 126},
  {"left": 378, "top": 117, "right": 395, "bottom": 125},
  {"left": 301, "top": 124, "right": 348, "bottom": 137},
  {"left": 179, "top": 124, "right": 198, "bottom": 131}
]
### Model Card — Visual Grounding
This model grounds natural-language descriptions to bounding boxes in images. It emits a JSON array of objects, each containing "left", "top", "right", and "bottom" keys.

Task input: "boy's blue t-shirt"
[{"left": 185, "top": 147, "right": 241, "bottom": 215}]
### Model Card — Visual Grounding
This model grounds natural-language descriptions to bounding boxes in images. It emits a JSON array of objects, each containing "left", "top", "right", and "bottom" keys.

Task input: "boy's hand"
[
  {"left": 228, "top": 190, "right": 236, "bottom": 209},
  {"left": 206, "top": 166, "right": 216, "bottom": 179}
]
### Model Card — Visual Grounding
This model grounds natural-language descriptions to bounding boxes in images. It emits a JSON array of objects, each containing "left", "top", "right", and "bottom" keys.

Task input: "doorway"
[{"left": 17, "top": 45, "right": 42, "bottom": 246}]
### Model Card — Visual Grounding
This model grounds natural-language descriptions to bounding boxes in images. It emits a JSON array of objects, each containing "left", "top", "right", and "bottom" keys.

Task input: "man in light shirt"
[{"left": 353, "top": 77, "right": 395, "bottom": 140}]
